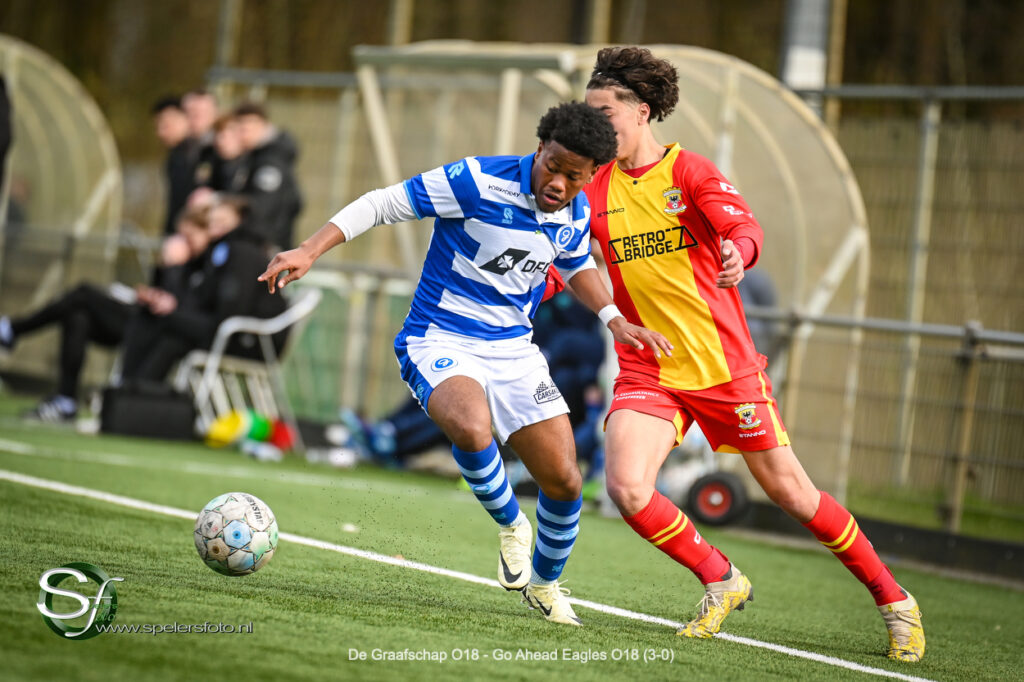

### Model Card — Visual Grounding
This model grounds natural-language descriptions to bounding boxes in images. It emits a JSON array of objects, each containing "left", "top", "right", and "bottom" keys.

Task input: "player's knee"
[
  {"left": 443, "top": 418, "right": 493, "bottom": 453},
  {"left": 766, "top": 485, "right": 817, "bottom": 522},
  {"left": 605, "top": 477, "right": 652, "bottom": 516},
  {"left": 541, "top": 466, "right": 582, "bottom": 501}
]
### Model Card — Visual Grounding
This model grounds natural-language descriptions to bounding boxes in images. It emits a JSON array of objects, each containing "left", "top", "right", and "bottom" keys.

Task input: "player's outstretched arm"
[
  {"left": 259, "top": 182, "right": 421, "bottom": 294},
  {"left": 258, "top": 222, "right": 346, "bottom": 294},
  {"left": 565, "top": 267, "right": 673, "bottom": 358}
]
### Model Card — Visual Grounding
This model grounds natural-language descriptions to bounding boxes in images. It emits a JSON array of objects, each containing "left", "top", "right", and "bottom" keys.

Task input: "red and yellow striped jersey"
[{"left": 586, "top": 144, "right": 764, "bottom": 391}]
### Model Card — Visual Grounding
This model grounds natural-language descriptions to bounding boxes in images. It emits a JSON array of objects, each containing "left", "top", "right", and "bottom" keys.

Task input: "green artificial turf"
[{"left": 0, "top": 396, "right": 1021, "bottom": 681}]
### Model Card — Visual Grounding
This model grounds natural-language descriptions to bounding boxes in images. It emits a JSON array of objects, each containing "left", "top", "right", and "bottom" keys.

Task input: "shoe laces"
[
  {"left": 695, "top": 590, "right": 723, "bottom": 617},
  {"left": 885, "top": 606, "right": 922, "bottom": 639},
  {"left": 532, "top": 579, "right": 571, "bottom": 602}
]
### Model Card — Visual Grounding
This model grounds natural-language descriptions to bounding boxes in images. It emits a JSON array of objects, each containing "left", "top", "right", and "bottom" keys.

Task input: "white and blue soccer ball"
[{"left": 194, "top": 492, "right": 278, "bottom": 576}]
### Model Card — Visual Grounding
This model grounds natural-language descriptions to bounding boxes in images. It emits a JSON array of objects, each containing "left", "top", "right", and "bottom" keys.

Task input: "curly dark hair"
[
  {"left": 535, "top": 101, "right": 618, "bottom": 166},
  {"left": 586, "top": 46, "right": 680, "bottom": 122}
]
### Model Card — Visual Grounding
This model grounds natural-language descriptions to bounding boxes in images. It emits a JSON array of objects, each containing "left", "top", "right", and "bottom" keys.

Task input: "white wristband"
[{"left": 597, "top": 304, "right": 623, "bottom": 327}]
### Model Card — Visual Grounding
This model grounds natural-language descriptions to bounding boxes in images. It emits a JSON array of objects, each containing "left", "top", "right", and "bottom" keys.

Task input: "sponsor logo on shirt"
[
  {"left": 480, "top": 248, "right": 529, "bottom": 274},
  {"left": 596, "top": 207, "right": 625, "bottom": 218},
  {"left": 488, "top": 184, "right": 521, "bottom": 198},
  {"left": 533, "top": 381, "right": 562, "bottom": 404},
  {"left": 607, "top": 226, "right": 697, "bottom": 264},
  {"left": 479, "top": 248, "right": 549, "bottom": 275},
  {"left": 722, "top": 204, "right": 751, "bottom": 217},
  {"left": 663, "top": 186, "right": 686, "bottom": 215}
]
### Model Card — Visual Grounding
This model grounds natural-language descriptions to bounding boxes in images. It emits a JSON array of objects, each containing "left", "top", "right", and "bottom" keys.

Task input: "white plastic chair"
[{"left": 173, "top": 287, "right": 323, "bottom": 451}]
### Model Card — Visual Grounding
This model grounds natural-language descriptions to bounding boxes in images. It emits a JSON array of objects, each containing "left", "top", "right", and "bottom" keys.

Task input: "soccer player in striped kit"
[
  {"left": 260, "top": 102, "right": 671, "bottom": 626},
  {"left": 583, "top": 46, "right": 925, "bottom": 661}
]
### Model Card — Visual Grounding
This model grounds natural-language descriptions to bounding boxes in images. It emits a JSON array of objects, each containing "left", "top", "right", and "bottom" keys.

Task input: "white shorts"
[{"left": 394, "top": 331, "right": 569, "bottom": 444}]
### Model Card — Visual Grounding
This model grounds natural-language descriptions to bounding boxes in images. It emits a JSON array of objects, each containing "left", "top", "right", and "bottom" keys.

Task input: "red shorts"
[{"left": 607, "top": 370, "right": 790, "bottom": 453}]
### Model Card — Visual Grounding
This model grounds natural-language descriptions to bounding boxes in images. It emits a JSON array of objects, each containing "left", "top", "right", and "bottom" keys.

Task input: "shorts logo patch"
[
  {"left": 432, "top": 357, "right": 457, "bottom": 371},
  {"left": 735, "top": 403, "right": 762, "bottom": 430},
  {"left": 533, "top": 380, "right": 562, "bottom": 404}
]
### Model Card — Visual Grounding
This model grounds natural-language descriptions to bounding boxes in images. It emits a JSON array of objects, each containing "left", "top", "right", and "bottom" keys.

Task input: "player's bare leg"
[
  {"left": 506, "top": 416, "right": 584, "bottom": 625},
  {"left": 428, "top": 376, "right": 533, "bottom": 590},
  {"left": 741, "top": 445, "right": 925, "bottom": 662},
  {"left": 427, "top": 375, "right": 493, "bottom": 453},
  {"left": 507, "top": 415, "right": 580, "bottom": 503},
  {"left": 605, "top": 409, "right": 752, "bottom": 638},
  {"left": 603, "top": 409, "right": 677, "bottom": 515}
]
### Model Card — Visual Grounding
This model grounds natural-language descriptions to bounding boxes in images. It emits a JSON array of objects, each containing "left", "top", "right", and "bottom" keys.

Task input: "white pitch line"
[{"left": 0, "top": 468, "right": 937, "bottom": 682}]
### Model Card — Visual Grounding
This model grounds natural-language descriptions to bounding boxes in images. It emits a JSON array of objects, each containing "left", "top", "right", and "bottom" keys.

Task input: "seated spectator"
[
  {"left": 0, "top": 206, "right": 213, "bottom": 422},
  {"left": 233, "top": 102, "right": 303, "bottom": 251},
  {"left": 119, "top": 195, "right": 288, "bottom": 383}
]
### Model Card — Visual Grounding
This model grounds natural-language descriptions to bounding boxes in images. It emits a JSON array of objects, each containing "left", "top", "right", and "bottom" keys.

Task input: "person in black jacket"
[
  {"left": 233, "top": 102, "right": 302, "bottom": 250},
  {"left": 0, "top": 206, "right": 213, "bottom": 421},
  {"left": 184, "top": 89, "right": 221, "bottom": 192},
  {"left": 119, "top": 195, "right": 287, "bottom": 383},
  {"left": 153, "top": 96, "right": 195, "bottom": 236},
  {"left": 199, "top": 113, "right": 249, "bottom": 195}
]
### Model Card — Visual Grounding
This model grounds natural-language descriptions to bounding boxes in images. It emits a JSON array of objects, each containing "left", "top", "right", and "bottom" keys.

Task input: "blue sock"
[
  {"left": 452, "top": 441, "right": 521, "bottom": 526},
  {"left": 532, "top": 491, "right": 582, "bottom": 583}
]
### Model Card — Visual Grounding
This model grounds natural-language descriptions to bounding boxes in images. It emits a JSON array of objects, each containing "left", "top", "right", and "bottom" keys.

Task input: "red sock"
[
  {"left": 623, "top": 491, "right": 731, "bottom": 585},
  {"left": 803, "top": 491, "right": 904, "bottom": 605}
]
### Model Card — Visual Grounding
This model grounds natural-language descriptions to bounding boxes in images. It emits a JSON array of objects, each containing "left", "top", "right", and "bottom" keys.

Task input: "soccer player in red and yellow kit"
[{"left": 583, "top": 46, "right": 925, "bottom": 662}]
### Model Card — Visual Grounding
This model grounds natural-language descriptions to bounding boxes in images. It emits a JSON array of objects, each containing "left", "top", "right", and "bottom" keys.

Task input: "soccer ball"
[{"left": 194, "top": 492, "right": 279, "bottom": 576}]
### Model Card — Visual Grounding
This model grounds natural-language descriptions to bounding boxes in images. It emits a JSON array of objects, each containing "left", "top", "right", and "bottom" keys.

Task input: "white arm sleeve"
[
  {"left": 555, "top": 255, "right": 598, "bottom": 282},
  {"left": 328, "top": 182, "right": 418, "bottom": 241}
]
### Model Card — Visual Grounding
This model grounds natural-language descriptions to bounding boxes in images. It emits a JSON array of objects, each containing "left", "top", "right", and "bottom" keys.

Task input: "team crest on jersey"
[
  {"left": 735, "top": 403, "right": 762, "bottom": 430},
  {"left": 555, "top": 225, "right": 575, "bottom": 249},
  {"left": 662, "top": 186, "right": 686, "bottom": 215}
]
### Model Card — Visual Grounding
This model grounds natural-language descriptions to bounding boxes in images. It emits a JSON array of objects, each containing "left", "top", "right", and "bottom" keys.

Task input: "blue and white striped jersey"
[{"left": 399, "top": 153, "right": 594, "bottom": 342}]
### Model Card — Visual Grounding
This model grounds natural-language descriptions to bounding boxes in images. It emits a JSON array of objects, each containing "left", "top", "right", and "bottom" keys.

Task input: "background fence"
[{"left": 1, "top": 49, "right": 1021, "bottom": 543}]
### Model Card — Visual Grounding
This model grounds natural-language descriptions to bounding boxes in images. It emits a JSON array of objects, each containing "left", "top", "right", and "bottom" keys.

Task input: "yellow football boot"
[
  {"left": 678, "top": 564, "right": 753, "bottom": 638},
  {"left": 879, "top": 592, "right": 925, "bottom": 662}
]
